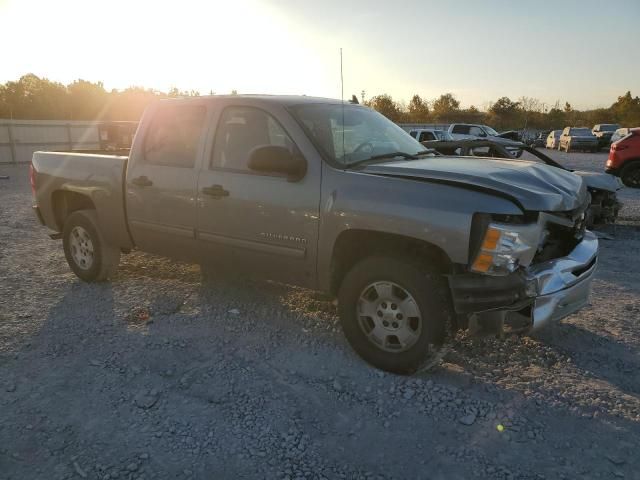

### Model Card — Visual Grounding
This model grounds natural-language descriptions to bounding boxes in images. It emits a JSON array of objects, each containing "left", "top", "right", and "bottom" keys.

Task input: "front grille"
[{"left": 533, "top": 204, "right": 588, "bottom": 264}]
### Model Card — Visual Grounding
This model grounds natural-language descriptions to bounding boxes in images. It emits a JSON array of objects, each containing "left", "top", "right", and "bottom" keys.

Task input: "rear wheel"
[
  {"left": 62, "top": 210, "right": 120, "bottom": 282},
  {"left": 621, "top": 162, "right": 640, "bottom": 188},
  {"left": 338, "top": 256, "right": 451, "bottom": 374}
]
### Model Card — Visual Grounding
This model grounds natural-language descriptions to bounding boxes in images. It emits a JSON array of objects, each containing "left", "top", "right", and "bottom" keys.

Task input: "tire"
[
  {"left": 620, "top": 161, "right": 640, "bottom": 188},
  {"left": 338, "top": 256, "right": 451, "bottom": 374},
  {"left": 62, "top": 210, "right": 120, "bottom": 282}
]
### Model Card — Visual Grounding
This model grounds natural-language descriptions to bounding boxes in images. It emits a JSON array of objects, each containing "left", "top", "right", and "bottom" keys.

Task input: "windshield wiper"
[{"left": 346, "top": 150, "right": 431, "bottom": 169}]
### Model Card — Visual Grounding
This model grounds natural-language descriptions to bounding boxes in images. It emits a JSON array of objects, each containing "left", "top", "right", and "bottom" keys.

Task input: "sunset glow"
[{"left": 1, "top": 0, "right": 639, "bottom": 108}]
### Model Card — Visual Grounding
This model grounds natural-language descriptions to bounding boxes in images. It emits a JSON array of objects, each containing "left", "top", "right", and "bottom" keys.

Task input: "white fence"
[{"left": 0, "top": 120, "right": 104, "bottom": 164}]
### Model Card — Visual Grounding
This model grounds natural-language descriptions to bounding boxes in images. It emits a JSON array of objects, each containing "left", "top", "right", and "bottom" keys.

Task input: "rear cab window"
[
  {"left": 144, "top": 105, "right": 206, "bottom": 168},
  {"left": 451, "top": 125, "right": 470, "bottom": 134}
]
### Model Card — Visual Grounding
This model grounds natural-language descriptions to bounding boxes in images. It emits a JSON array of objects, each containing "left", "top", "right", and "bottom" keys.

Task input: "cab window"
[
  {"left": 419, "top": 131, "right": 436, "bottom": 141},
  {"left": 144, "top": 105, "right": 206, "bottom": 168},
  {"left": 451, "top": 125, "right": 470, "bottom": 134},
  {"left": 211, "top": 106, "right": 295, "bottom": 172}
]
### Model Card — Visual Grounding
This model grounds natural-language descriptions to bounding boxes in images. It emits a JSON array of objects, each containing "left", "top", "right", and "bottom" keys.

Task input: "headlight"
[{"left": 470, "top": 222, "right": 542, "bottom": 276}]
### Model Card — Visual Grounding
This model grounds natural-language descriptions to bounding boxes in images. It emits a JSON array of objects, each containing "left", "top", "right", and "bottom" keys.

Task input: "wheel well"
[
  {"left": 329, "top": 229, "right": 453, "bottom": 295},
  {"left": 52, "top": 191, "right": 96, "bottom": 231},
  {"left": 621, "top": 158, "right": 640, "bottom": 171}
]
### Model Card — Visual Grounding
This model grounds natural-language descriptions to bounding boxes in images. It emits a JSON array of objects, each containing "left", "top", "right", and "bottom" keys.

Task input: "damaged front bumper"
[{"left": 449, "top": 231, "right": 598, "bottom": 330}]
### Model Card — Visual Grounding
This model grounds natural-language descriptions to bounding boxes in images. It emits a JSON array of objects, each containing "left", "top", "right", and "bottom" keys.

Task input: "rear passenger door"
[
  {"left": 126, "top": 102, "right": 207, "bottom": 260},
  {"left": 196, "top": 103, "right": 321, "bottom": 288}
]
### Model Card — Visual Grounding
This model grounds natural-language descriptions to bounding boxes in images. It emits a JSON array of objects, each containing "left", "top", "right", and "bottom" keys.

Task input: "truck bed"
[{"left": 31, "top": 151, "right": 133, "bottom": 249}]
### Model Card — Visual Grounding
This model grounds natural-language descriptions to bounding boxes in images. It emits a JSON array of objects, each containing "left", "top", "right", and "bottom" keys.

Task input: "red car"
[{"left": 606, "top": 127, "right": 640, "bottom": 187}]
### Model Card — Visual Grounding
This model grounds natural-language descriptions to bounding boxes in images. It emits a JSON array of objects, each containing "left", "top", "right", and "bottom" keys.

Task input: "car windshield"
[
  {"left": 601, "top": 124, "right": 618, "bottom": 131},
  {"left": 289, "top": 103, "right": 426, "bottom": 166},
  {"left": 435, "top": 130, "right": 453, "bottom": 141},
  {"left": 483, "top": 126, "right": 499, "bottom": 136},
  {"left": 570, "top": 128, "right": 593, "bottom": 136}
]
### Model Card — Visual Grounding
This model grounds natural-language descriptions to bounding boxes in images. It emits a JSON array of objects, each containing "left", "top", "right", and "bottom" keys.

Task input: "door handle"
[
  {"left": 131, "top": 176, "right": 153, "bottom": 187},
  {"left": 202, "top": 184, "right": 229, "bottom": 198}
]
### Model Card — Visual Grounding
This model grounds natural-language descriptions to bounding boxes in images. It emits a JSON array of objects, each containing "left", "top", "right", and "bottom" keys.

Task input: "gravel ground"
[{"left": 1, "top": 150, "right": 639, "bottom": 480}]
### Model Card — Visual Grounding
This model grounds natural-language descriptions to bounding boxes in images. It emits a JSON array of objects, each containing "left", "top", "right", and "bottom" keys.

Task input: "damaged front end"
[{"left": 449, "top": 201, "right": 598, "bottom": 334}]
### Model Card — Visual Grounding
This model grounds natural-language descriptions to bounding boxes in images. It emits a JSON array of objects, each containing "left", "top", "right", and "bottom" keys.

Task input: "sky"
[{"left": 1, "top": 0, "right": 638, "bottom": 110}]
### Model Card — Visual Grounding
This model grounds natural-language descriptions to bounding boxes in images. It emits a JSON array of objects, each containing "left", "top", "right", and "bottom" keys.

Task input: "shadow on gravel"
[{"left": 536, "top": 322, "right": 640, "bottom": 396}]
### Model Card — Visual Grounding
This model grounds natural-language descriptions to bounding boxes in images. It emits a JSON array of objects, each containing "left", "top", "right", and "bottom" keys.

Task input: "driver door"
[{"left": 196, "top": 103, "right": 321, "bottom": 287}]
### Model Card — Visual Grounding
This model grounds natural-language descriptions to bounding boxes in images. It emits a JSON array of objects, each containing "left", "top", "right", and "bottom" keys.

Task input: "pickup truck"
[
  {"left": 420, "top": 138, "right": 622, "bottom": 226},
  {"left": 592, "top": 123, "right": 620, "bottom": 149},
  {"left": 448, "top": 123, "right": 523, "bottom": 158},
  {"left": 31, "top": 95, "right": 598, "bottom": 374}
]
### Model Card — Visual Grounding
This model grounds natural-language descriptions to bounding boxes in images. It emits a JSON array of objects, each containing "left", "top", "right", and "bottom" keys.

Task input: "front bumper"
[
  {"left": 449, "top": 231, "right": 598, "bottom": 330},
  {"left": 571, "top": 141, "right": 599, "bottom": 149},
  {"left": 32, "top": 205, "right": 45, "bottom": 225},
  {"left": 528, "top": 231, "right": 597, "bottom": 328}
]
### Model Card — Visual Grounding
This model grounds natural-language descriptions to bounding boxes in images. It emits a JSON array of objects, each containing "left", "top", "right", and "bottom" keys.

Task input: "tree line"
[
  {"left": 365, "top": 92, "right": 640, "bottom": 130},
  {"left": 0, "top": 74, "right": 203, "bottom": 122},
  {"left": 1, "top": 74, "right": 639, "bottom": 131}
]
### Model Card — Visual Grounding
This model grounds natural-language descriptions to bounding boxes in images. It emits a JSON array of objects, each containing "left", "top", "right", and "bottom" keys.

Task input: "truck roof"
[{"left": 157, "top": 94, "right": 349, "bottom": 107}]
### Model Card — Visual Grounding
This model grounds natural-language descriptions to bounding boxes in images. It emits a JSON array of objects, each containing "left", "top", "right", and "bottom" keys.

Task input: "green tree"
[
  {"left": 365, "top": 94, "right": 403, "bottom": 122},
  {"left": 0, "top": 74, "right": 68, "bottom": 119},
  {"left": 611, "top": 91, "right": 640, "bottom": 125},
  {"left": 487, "top": 97, "right": 521, "bottom": 130},
  {"left": 431, "top": 93, "right": 460, "bottom": 121},
  {"left": 406, "top": 94, "right": 430, "bottom": 123},
  {"left": 67, "top": 79, "right": 108, "bottom": 119}
]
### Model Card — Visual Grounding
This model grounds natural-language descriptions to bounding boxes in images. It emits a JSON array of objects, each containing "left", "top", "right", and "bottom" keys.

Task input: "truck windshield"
[
  {"left": 483, "top": 126, "right": 500, "bottom": 136},
  {"left": 289, "top": 104, "right": 426, "bottom": 167}
]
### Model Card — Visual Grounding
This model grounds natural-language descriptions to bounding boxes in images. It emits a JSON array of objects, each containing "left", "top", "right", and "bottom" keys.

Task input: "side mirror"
[
  {"left": 477, "top": 131, "right": 487, "bottom": 137},
  {"left": 248, "top": 145, "right": 307, "bottom": 181}
]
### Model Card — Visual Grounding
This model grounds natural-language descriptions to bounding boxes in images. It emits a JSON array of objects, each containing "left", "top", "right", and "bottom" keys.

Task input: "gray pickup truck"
[{"left": 31, "top": 95, "right": 598, "bottom": 373}]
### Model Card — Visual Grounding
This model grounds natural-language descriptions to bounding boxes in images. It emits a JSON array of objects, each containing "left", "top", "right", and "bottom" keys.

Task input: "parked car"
[
  {"left": 421, "top": 138, "right": 622, "bottom": 226},
  {"left": 448, "top": 123, "right": 523, "bottom": 157},
  {"left": 606, "top": 127, "right": 640, "bottom": 187},
  {"left": 30, "top": 95, "right": 598, "bottom": 373},
  {"left": 530, "top": 131, "right": 551, "bottom": 148},
  {"left": 545, "top": 130, "right": 562, "bottom": 149},
  {"left": 497, "top": 130, "right": 521, "bottom": 142},
  {"left": 408, "top": 128, "right": 453, "bottom": 143},
  {"left": 592, "top": 123, "right": 620, "bottom": 149},
  {"left": 610, "top": 127, "right": 632, "bottom": 144},
  {"left": 559, "top": 127, "right": 599, "bottom": 152}
]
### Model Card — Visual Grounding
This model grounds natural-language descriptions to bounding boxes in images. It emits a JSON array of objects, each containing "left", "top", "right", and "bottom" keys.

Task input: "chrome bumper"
[{"left": 527, "top": 231, "right": 598, "bottom": 329}]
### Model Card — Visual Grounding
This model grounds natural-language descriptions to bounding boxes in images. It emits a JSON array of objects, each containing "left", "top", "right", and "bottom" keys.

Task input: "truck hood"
[
  {"left": 361, "top": 157, "right": 588, "bottom": 212},
  {"left": 573, "top": 170, "right": 623, "bottom": 192}
]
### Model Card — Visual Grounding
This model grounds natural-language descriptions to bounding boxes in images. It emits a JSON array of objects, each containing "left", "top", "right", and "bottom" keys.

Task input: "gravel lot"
[{"left": 1, "top": 150, "right": 639, "bottom": 480}]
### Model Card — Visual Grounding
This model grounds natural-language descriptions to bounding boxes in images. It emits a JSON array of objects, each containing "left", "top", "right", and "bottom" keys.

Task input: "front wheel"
[
  {"left": 62, "top": 210, "right": 120, "bottom": 282},
  {"left": 338, "top": 256, "right": 451, "bottom": 374}
]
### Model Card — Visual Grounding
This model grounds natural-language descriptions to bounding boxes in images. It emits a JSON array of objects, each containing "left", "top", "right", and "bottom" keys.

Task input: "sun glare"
[{"left": 1, "top": 0, "right": 335, "bottom": 96}]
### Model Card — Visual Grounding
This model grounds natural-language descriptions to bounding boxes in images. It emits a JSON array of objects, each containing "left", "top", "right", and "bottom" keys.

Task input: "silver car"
[
  {"left": 610, "top": 127, "right": 632, "bottom": 144},
  {"left": 559, "top": 127, "right": 599, "bottom": 153}
]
